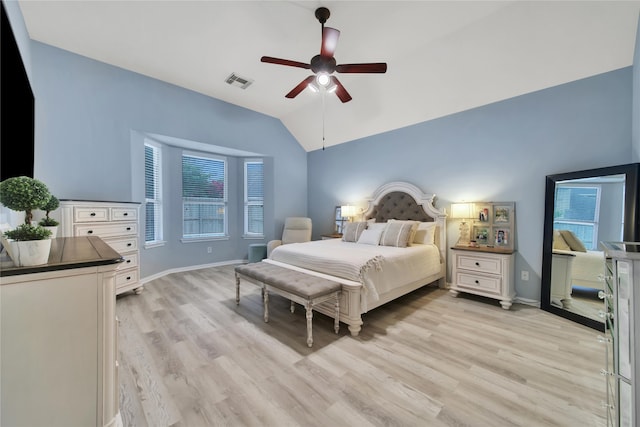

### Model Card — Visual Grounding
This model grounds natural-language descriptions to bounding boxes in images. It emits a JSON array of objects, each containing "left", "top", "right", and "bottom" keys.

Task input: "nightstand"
[
  {"left": 450, "top": 246, "right": 516, "bottom": 309},
  {"left": 321, "top": 233, "right": 343, "bottom": 240}
]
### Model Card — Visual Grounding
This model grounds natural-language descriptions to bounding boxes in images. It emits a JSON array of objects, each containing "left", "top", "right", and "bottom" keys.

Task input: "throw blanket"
[{"left": 270, "top": 240, "right": 386, "bottom": 301}]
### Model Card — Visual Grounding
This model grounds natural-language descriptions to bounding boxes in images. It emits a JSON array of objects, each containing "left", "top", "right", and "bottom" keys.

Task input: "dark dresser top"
[{"left": 0, "top": 236, "right": 123, "bottom": 278}]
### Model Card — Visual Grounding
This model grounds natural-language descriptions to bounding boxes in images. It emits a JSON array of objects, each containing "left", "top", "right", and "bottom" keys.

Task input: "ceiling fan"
[{"left": 260, "top": 7, "right": 387, "bottom": 103}]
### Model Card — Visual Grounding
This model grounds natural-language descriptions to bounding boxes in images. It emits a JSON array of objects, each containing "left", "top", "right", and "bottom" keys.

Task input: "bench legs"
[{"left": 236, "top": 272, "right": 341, "bottom": 348}]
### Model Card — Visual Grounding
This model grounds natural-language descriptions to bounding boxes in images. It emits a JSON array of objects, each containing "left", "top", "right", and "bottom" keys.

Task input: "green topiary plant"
[
  {"left": 38, "top": 195, "right": 60, "bottom": 227},
  {"left": 0, "top": 176, "right": 51, "bottom": 225},
  {"left": 4, "top": 224, "right": 52, "bottom": 241}
]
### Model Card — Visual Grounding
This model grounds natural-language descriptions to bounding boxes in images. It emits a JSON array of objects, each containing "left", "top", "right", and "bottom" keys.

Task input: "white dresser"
[
  {"left": 1, "top": 237, "right": 121, "bottom": 427},
  {"left": 57, "top": 200, "right": 142, "bottom": 295},
  {"left": 450, "top": 246, "right": 516, "bottom": 309},
  {"left": 601, "top": 241, "right": 640, "bottom": 427}
]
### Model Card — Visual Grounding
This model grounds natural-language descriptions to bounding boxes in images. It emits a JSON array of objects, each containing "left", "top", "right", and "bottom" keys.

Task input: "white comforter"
[{"left": 269, "top": 239, "right": 442, "bottom": 304}]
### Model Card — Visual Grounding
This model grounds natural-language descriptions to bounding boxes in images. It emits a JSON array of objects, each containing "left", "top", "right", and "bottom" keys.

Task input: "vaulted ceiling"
[{"left": 18, "top": 1, "right": 640, "bottom": 151}]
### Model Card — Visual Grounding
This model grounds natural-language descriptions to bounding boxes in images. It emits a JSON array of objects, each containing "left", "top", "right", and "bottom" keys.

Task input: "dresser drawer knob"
[
  {"left": 90, "top": 212, "right": 96, "bottom": 216},
  {"left": 598, "top": 291, "right": 612, "bottom": 300},
  {"left": 126, "top": 276, "right": 131, "bottom": 281},
  {"left": 597, "top": 335, "right": 611, "bottom": 343},
  {"left": 87, "top": 230, "right": 93, "bottom": 234},
  {"left": 600, "top": 368, "right": 614, "bottom": 376},
  {"left": 126, "top": 227, "right": 132, "bottom": 231},
  {"left": 127, "top": 243, "right": 132, "bottom": 247},
  {"left": 475, "top": 280, "right": 479, "bottom": 284},
  {"left": 598, "top": 310, "right": 613, "bottom": 320},
  {"left": 123, "top": 212, "right": 128, "bottom": 216},
  {"left": 126, "top": 259, "right": 131, "bottom": 264},
  {"left": 475, "top": 262, "right": 480, "bottom": 266}
]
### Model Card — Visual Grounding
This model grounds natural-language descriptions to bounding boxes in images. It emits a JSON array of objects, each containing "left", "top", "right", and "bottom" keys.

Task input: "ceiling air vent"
[{"left": 225, "top": 73, "right": 253, "bottom": 89}]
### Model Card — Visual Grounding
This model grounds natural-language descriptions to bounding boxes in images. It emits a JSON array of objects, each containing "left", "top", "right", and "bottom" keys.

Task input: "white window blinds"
[
  {"left": 244, "top": 160, "right": 264, "bottom": 236},
  {"left": 182, "top": 153, "right": 227, "bottom": 238},
  {"left": 144, "top": 143, "right": 162, "bottom": 243}
]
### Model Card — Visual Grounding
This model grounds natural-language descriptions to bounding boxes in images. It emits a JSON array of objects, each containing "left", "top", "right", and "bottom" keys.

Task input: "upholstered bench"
[{"left": 234, "top": 262, "right": 341, "bottom": 347}]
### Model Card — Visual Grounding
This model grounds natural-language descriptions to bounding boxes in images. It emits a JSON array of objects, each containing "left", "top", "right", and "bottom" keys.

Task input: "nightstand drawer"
[
  {"left": 117, "top": 253, "right": 138, "bottom": 271},
  {"left": 457, "top": 254, "right": 502, "bottom": 275},
  {"left": 456, "top": 272, "right": 501, "bottom": 293}
]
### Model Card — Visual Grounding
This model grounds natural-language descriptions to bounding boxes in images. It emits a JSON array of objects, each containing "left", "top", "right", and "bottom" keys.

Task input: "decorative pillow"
[
  {"left": 553, "top": 230, "right": 571, "bottom": 250},
  {"left": 414, "top": 222, "right": 437, "bottom": 245},
  {"left": 379, "top": 221, "right": 415, "bottom": 248},
  {"left": 342, "top": 222, "right": 367, "bottom": 242},
  {"left": 357, "top": 228, "right": 383, "bottom": 245},
  {"left": 388, "top": 219, "right": 420, "bottom": 244},
  {"left": 559, "top": 229, "right": 587, "bottom": 252},
  {"left": 367, "top": 222, "right": 387, "bottom": 232}
]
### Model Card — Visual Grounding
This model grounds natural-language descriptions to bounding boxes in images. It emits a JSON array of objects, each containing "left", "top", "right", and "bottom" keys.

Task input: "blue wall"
[
  {"left": 28, "top": 41, "right": 307, "bottom": 278},
  {"left": 308, "top": 68, "right": 632, "bottom": 301}
]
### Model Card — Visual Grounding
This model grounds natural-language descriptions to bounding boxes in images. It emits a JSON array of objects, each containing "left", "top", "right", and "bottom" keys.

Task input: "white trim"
[
  {"left": 139, "top": 259, "right": 244, "bottom": 285},
  {"left": 144, "top": 240, "right": 166, "bottom": 249}
]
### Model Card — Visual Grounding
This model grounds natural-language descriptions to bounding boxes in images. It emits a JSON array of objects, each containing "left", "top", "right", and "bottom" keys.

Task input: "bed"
[
  {"left": 550, "top": 229, "right": 606, "bottom": 308},
  {"left": 265, "top": 181, "right": 446, "bottom": 336}
]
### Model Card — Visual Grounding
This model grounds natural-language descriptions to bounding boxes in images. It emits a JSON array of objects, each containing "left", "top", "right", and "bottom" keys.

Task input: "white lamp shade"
[
  {"left": 450, "top": 203, "right": 472, "bottom": 219},
  {"left": 341, "top": 205, "right": 358, "bottom": 218}
]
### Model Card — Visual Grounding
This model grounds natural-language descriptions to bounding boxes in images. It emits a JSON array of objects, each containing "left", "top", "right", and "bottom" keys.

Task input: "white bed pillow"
[
  {"left": 366, "top": 222, "right": 387, "bottom": 232},
  {"left": 388, "top": 219, "right": 420, "bottom": 244},
  {"left": 357, "top": 228, "right": 383, "bottom": 245},
  {"left": 380, "top": 221, "right": 415, "bottom": 248},
  {"left": 413, "top": 222, "right": 437, "bottom": 245},
  {"left": 342, "top": 222, "right": 367, "bottom": 242}
]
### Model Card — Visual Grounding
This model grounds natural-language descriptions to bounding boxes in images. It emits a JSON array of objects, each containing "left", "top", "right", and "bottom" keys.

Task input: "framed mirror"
[{"left": 541, "top": 163, "right": 640, "bottom": 331}]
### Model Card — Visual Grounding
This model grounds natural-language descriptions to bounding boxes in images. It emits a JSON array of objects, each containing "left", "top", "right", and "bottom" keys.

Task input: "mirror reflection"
[
  {"left": 549, "top": 174, "right": 625, "bottom": 323},
  {"left": 541, "top": 163, "right": 639, "bottom": 330}
]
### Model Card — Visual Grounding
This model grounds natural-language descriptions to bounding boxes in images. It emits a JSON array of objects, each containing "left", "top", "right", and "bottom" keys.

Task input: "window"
[
  {"left": 144, "top": 142, "right": 162, "bottom": 244},
  {"left": 182, "top": 152, "right": 227, "bottom": 239},
  {"left": 244, "top": 160, "right": 264, "bottom": 236},
  {"left": 554, "top": 186, "right": 600, "bottom": 249}
]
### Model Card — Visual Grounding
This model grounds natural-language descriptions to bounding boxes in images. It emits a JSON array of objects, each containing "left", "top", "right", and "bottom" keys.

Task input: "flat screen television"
[{"left": 1, "top": 1, "right": 35, "bottom": 180}]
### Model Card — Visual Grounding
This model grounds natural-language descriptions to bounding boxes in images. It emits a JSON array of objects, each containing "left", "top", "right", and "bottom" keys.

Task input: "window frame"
[
  {"left": 181, "top": 151, "right": 228, "bottom": 242},
  {"left": 243, "top": 158, "right": 264, "bottom": 238},
  {"left": 553, "top": 184, "right": 601, "bottom": 250},
  {"left": 144, "top": 141, "right": 164, "bottom": 248}
]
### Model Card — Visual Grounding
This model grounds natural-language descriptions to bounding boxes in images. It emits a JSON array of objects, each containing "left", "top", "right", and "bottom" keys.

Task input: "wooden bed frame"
[{"left": 265, "top": 181, "right": 447, "bottom": 336}]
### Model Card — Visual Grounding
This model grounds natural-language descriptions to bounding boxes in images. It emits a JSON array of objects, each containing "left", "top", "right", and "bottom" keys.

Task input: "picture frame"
[
  {"left": 472, "top": 225, "right": 490, "bottom": 245},
  {"left": 493, "top": 205, "right": 512, "bottom": 225},
  {"left": 469, "top": 202, "right": 515, "bottom": 250},
  {"left": 473, "top": 203, "right": 492, "bottom": 223},
  {"left": 493, "top": 228, "right": 509, "bottom": 246}
]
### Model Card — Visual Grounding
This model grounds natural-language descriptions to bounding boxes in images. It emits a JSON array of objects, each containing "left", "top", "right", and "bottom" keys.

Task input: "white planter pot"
[
  {"left": 43, "top": 226, "right": 58, "bottom": 238},
  {"left": 6, "top": 238, "right": 52, "bottom": 267}
]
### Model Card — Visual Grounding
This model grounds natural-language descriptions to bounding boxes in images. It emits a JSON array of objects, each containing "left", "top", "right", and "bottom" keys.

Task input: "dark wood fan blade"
[
  {"left": 320, "top": 27, "right": 340, "bottom": 58},
  {"left": 336, "top": 63, "right": 387, "bottom": 73},
  {"left": 285, "top": 76, "right": 316, "bottom": 99},
  {"left": 261, "top": 56, "right": 311, "bottom": 70},
  {"left": 330, "top": 76, "right": 352, "bottom": 103}
]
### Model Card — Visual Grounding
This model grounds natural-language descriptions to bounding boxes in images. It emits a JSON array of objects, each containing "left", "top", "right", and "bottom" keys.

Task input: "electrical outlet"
[
  {"left": 207, "top": 247, "right": 212, "bottom": 253},
  {"left": 521, "top": 270, "right": 529, "bottom": 281}
]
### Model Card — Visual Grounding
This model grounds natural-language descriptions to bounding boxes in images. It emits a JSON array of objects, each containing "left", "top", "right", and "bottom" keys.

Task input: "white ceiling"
[{"left": 18, "top": 1, "right": 640, "bottom": 152}]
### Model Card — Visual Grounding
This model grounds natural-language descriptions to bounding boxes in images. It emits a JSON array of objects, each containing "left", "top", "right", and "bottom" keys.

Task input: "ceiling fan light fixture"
[
  {"left": 317, "top": 73, "right": 330, "bottom": 86},
  {"left": 307, "top": 81, "right": 320, "bottom": 93}
]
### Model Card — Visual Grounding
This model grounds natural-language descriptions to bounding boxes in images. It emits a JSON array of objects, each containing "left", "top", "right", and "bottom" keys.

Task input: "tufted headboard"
[{"left": 362, "top": 182, "right": 447, "bottom": 268}]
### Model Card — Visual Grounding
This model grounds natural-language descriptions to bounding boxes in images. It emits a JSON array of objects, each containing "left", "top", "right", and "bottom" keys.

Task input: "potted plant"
[
  {"left": 38, "top": 195, "right": 60, "bottom": 237},
  {"left": 0, "top": 176, "right": 53, "bottom": 266}
]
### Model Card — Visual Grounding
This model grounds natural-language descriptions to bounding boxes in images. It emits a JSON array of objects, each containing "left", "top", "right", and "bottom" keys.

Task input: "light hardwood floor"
[{"left": 116, "top": 264, "right": 606, "bottom": 427}]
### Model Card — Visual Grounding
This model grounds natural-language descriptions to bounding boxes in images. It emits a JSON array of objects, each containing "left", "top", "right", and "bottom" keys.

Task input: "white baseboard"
[{"left": 140, "top": 259, "right": 245, "bottom": 285}]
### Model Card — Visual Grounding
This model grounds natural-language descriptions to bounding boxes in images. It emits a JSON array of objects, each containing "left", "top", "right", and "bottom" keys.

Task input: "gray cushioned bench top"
[{"left": 235, "top": 262, "right": 341, "bottom": 299}]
